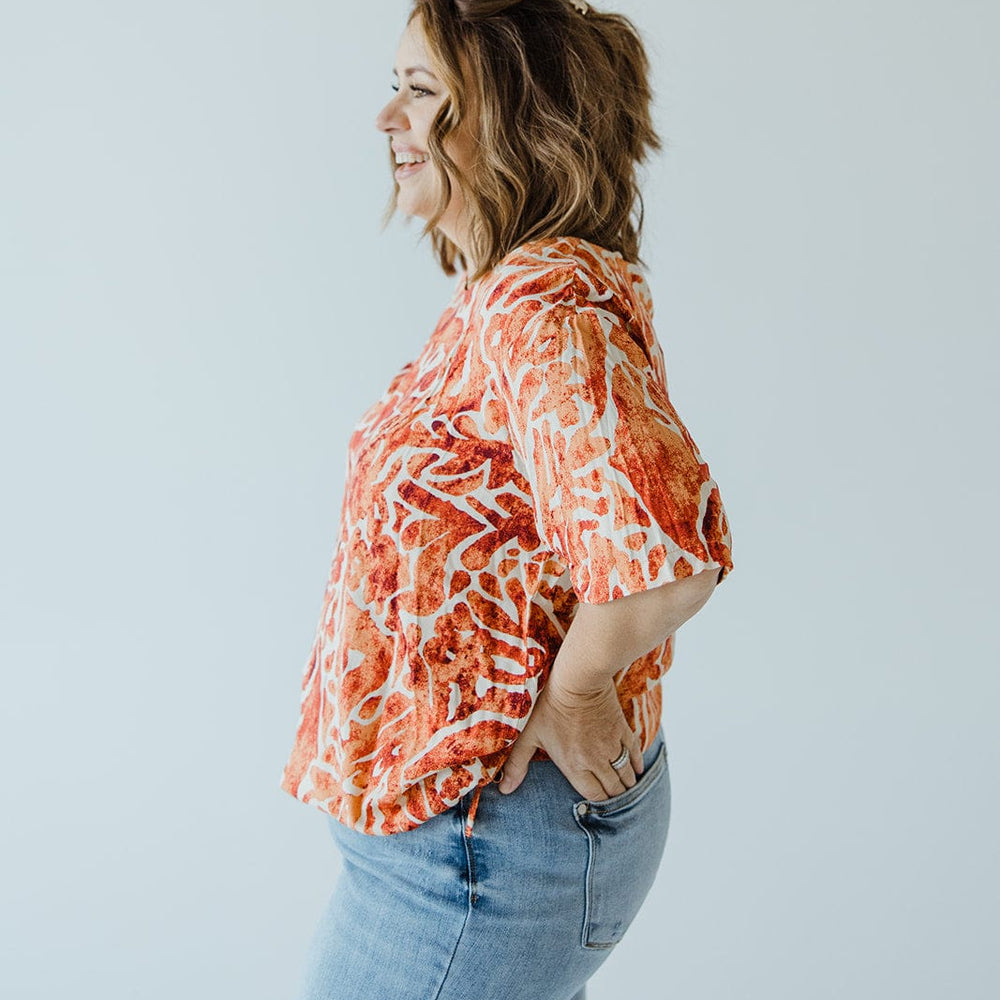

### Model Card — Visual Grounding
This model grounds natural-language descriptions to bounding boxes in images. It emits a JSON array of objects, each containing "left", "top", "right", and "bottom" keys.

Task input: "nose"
[{"left": 375, "top": 94, "right": 407, "bottom": 134}]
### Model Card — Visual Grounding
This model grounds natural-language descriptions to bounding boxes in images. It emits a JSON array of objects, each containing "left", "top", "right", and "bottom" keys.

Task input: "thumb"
[{"left": 497, "top": 736, "right": 536, "bottom": 794}]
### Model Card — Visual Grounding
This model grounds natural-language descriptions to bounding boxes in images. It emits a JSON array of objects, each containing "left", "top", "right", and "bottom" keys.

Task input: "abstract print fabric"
[{"left": 279, "top": 235, "right": 733, "bottom": 837}]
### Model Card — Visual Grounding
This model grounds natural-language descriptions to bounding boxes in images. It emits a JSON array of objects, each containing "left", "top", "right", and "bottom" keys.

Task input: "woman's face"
[{"left": 374, "top": 16, "right": 477, "bottom": 251}]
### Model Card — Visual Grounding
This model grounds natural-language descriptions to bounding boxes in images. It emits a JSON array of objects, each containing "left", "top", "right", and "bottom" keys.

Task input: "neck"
[{"left": 435, "top": 218, "right": 476, "bottom": 280}]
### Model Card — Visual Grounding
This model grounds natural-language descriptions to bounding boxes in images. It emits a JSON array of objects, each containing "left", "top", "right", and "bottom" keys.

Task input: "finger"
[
  {"left": 595, "top": 743, "right": 635, "bottom": 798},
  {"left": 591, "top": 766, "right": 630, "bottom": 800},
  {"left": 578, "top": 775, "right": 607, "bottom": 801},
  {"left": 610, "top": 760, "right": 636, "bottom": 795},
  {"left": 618, "top": 727, "right": 643, "bottom": 785},
  {"left": 564, "top": 757, "right": 618, "bottom": 802},
  {"left": 601, "top": 729, "right": 643, "bottom": 797},
  {"left": 498, "top": 740, "right": 534, "bottom": 794},
  {"left": 629, "top": 728, "right": 644, "bottom": 776}
]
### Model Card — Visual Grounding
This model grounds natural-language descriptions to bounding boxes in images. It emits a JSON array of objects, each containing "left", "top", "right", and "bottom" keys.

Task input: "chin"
[
  {"left": 400, "top": 205, "right": 430, "bottom": 222},
  {"left": 393, "top": 188, "right": 425, "bottom": 218},
  {"left": 400, "top": 200, "right": 433, "bottom": 222}
]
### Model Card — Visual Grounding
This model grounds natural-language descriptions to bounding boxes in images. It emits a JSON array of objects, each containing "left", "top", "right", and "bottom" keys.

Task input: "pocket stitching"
[
  {"left": 571, "top": 741, "right": 670, "bottom": 950},
  {"left": 572, "top": 804, "right": 611, "bottom": 950}
]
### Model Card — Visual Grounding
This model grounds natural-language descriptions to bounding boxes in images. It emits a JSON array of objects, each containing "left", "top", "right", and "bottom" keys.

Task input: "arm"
[
  {"left": 548, "top": 569, "right": 721, "bottom": 698},
  {"left": 492, "top": 282, "right": 733, "bottom": 801}
]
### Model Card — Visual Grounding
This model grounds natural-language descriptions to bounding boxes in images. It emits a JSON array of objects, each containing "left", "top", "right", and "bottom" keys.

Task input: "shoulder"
[
  {"left": 483, "top": 236, "right": 620, "bottom": 308},
  {"left": 479, "top": 236, "right": 651, "bottom": 353}
]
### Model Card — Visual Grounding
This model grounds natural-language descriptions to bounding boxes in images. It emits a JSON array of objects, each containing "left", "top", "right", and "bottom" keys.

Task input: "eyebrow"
[{"left": 392, "top": 65, "right": 439, "bottom": 80}]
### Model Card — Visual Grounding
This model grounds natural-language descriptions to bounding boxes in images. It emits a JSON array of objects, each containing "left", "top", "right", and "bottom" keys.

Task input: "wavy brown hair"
[{"left": 380, "top": 0, "right": 663, "bottom": 283}]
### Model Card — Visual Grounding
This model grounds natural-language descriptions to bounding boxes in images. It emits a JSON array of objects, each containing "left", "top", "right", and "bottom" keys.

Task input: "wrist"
[{"left": 545, "top": 663, "right": 614, "bottom": 702}]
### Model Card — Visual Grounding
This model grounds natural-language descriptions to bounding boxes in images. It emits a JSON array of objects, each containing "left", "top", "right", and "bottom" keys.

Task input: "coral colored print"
[{"left": 279, "top": 236, "right": 733, "bottom": 836}]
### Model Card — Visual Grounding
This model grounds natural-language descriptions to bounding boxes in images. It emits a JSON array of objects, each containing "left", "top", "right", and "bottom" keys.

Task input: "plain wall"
[{"left": 1, "top": 1, "right": 997, "bottom": 997}]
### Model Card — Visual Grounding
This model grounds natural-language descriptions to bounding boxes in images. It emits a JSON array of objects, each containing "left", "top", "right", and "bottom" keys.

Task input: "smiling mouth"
[{"left": 395, "top": 159, "right": 428, "bottom": 178}]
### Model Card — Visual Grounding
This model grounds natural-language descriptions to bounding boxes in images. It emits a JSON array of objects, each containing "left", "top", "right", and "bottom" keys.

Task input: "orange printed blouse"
[{"left": 279, "top": 235, "right": 733, "bottom": 840}]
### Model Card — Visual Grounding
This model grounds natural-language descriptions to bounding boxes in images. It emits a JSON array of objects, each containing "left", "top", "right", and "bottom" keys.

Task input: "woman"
[{"left": 280, "top": 2, "right": 734, "bottom": 998}]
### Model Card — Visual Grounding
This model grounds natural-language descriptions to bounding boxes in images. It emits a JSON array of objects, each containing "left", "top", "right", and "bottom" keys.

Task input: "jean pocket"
[{"left": 571, "top": 741, "right": 671, "bottom": 950}]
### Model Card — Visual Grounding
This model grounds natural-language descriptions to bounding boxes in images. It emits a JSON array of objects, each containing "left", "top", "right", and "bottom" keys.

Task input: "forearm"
[{"left": 547, "top": 569, "right": 721, "bottom": 696}]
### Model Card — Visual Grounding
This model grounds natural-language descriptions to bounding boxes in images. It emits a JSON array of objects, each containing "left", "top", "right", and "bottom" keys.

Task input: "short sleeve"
[{"left": 493, "top": 292, "right": 733, "bottom": 604}]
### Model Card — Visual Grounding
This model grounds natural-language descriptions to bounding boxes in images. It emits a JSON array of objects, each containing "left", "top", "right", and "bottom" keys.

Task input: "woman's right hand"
[{"left": 497, "top": 673, "right": 643, "bottom": 801}]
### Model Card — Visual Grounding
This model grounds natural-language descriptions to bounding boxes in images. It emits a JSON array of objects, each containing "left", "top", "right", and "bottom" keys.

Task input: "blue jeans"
[{"left": 296, "top": 726, "right": 671, "bottom": 1000}]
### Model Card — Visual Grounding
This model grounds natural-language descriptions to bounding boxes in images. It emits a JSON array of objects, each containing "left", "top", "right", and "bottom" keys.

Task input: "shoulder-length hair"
[{"left": 381, "top": 0, "right": 663, "bottom": 282}]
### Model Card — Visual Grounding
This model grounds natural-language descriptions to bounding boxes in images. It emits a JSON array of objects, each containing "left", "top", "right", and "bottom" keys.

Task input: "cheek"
[
  {"left": 420, "top": 100, "right": 447, "bottom": 142},
  {"left": 445, "top": 127, "right": 477, "bottom": 176}
]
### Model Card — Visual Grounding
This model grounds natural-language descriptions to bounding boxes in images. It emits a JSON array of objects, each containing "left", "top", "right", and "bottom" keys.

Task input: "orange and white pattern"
[{"left": 279, "top": 236, "right": 733, "bottom": 837}]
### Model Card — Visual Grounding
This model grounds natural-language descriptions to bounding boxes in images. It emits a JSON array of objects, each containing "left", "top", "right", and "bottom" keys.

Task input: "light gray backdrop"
[{"left": 2, "top": 1, "right": 997, "bottom": 998}]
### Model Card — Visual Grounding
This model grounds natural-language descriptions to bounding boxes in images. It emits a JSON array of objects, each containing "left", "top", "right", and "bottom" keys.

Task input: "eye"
[{"left": 390, "top": 84, "right": 435, "bottom": 98}]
